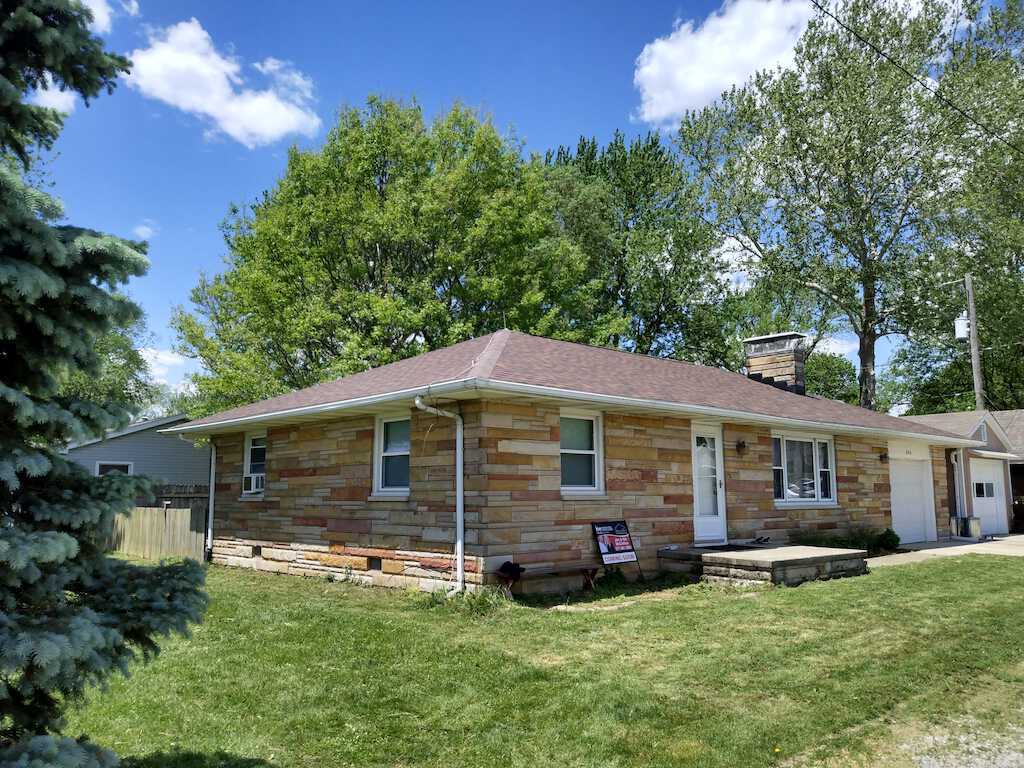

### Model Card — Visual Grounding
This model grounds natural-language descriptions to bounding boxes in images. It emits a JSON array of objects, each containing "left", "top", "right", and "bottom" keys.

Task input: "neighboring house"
[
  {"left": 66, "top": 413, "right": 211, "bottom": 484},
  {"left": 167, "top": 330, "right": 976, "bottom": 592},
  {"left": 991, "top": 410, "right": 1024, "bottom": 529},
  {"left": 902, "top": 411, "right": 1018, "bottom": 537}
]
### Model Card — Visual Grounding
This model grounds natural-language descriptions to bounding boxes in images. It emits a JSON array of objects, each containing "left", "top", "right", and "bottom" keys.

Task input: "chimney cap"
[{"left": 741, "top": 331, "right": 808, "bottom": 345}]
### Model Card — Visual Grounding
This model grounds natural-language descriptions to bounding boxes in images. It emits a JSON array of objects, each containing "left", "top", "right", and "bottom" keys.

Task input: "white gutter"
[
  {"left": 413, "top": 396, "right": 464, "bottom": 593},
  {"left": 162, "top": 377, "right": 981, "bottom": 449},
  {"left": 205, "top": 442, "right": 216, "bottom": 557}
]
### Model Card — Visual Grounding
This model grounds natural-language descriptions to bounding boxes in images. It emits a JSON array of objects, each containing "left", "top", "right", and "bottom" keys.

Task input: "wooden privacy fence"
[{"left": 108, "top": 486, "right": 209, "bottom": 560}]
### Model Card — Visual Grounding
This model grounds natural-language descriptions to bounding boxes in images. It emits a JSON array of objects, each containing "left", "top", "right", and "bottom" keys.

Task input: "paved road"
[{"left": 869, "top": 534, "right": 1024, "bottom": 567}]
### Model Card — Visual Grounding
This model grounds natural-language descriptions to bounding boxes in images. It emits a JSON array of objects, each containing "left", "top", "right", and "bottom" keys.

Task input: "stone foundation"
[{"left": 211, "top": 538, "right": 485, "bottom": 591}]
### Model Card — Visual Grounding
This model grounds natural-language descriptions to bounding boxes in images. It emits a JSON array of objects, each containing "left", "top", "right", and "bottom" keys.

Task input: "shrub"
[{"left": 789, "top": 526, "right": 900, "bottom": 556}]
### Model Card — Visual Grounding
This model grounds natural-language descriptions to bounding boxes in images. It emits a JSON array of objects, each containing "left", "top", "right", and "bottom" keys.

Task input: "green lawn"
[{"left": 70, "top": 557, "right": 1024, "bottom": 768}]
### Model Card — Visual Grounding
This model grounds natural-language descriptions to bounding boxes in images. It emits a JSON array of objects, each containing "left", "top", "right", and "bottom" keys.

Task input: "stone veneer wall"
[
  {"left": 722, "top": 424, "right": 891, "bottom": 541},
  {"left": 472, "top": 401, "right": 695, "bottom": 589},
  {"left": 210, "top": 397, "right": 950, "bottom": 592},
  {"left": 931, "top": 446, "right": 951, "bottom": 538},
  {"left": 210, "top": 404, "right": 488, "bottom": 590}
]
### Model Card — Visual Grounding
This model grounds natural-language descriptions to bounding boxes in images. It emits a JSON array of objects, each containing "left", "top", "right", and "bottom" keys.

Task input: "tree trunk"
[
  {"left": 857, "top": 330, "right": 877, "bottom": 410},
  {"left": 857, "top": 271, "right": 879, "bottom": 411}
]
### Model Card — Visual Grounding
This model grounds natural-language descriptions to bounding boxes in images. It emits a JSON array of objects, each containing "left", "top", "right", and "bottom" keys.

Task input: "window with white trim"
[
  {"left": 242, "top": 432, "right": 266, "bottom": 496},
  {"left": 560, "top": 411, "right": 603, "bottom": 492},
  {"left": 374, "top": 416, "right": 410, "bottom": 494},
  {"left": 772, "top": 434, "right": 834, "bottom": 503}
]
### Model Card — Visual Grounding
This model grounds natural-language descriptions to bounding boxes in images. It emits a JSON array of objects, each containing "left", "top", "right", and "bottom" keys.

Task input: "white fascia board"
[
  {"left": 159, "top": 378, "right": 479, "bottom": 435},
  {"left": 161, "top": 376, "right": 982, "bottom": 448},
  {"left": 970, "top": 449, "right": 1022, "bottom": 461}
]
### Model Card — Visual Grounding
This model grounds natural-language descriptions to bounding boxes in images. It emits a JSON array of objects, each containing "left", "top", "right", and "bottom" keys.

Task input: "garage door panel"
[
  {"left": 970, "top": 458, "right": 1009, "bottom": 536},
  {"left": 890, "top": 459, "right": 936, "bottom": 544}
]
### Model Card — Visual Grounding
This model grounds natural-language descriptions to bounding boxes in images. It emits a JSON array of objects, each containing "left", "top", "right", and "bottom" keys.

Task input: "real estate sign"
[{"left": 592, "top": 520, "right": 638, "bottom": 565}]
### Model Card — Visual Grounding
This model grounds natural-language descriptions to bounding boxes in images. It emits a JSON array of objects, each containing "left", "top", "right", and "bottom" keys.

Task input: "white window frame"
[
  {"left": 95, "top": 461, "right": 133, "bottom": 476},
  {"left": 373, "top": 414, "right": 411, "bottom": 497},
  {"left": 559, "top": 409, "right": 604, "bottom": 495},
  {"left": 242, "top": 430, "right": 267, "bottom": 498},
  {"left": 771, "top": 431, "right": 836, "bottom": 506}
]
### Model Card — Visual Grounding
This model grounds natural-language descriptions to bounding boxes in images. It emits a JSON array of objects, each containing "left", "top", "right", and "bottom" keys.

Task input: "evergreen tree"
[{"left": 0, "top": 3, "right": 206, "bottom": 765}]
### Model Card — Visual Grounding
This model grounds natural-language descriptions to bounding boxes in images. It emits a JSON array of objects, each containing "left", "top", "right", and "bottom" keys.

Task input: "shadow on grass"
[
  {"left": 518, "top": 569, "right": 696, "bottom": 609},
  {"left": 124, "top": 752, "right": 277, "bottom": 768}
]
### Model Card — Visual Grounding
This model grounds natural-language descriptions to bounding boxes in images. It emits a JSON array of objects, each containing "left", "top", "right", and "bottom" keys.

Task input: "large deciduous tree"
[
  {"left": 889, "top": 2, "right": 1024, "bottom": 415},
  {"left": 174, "top": 98, "right": 594, "bottom": 414},
  {"left": 546, "top": 132, "right": 732, "bottom": 364},
  {"left": 0, "top": 3, "right": 206, "bottom": 765},
  {"left": 679, "top": 0, "right": 990, "bottom": 410}
]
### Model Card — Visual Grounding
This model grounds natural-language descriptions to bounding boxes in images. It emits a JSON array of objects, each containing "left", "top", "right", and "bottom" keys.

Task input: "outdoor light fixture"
[
  {"left": 879, "top": 452, "right": 889, "bottom": 464},
  {"left": 735, "top": 440, "right": 747, "bottom": 455}
]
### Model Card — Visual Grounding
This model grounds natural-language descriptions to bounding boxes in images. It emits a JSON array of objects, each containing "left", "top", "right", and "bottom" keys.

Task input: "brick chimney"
[{"left": 743, "top": 332, "right": 808, "bottom": 395}]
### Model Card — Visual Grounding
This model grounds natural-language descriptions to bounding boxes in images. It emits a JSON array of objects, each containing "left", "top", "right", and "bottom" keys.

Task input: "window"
[
  {"left": 374, "top": 416, "right": 410, "bottom": 495},
  {"left": 772, "top": 434, "right": 835, "bottom": 503},
  {"left": 979, "top": 423, "right": 988, "bottom": 443},
  {"left": 975, "top": 481, "right": 995, "bottom": 499},
  {"left": 96, "top": 462, "right": 132, "bottom": 476},
  {"left": 242, "top": 432, "right": 266, "bottom": 496},
  {"left": 560, "top": 412, "right": 603, "bottom": 492}
]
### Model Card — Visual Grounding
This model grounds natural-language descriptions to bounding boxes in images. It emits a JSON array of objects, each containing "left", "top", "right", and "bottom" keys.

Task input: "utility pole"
[{"left": 964, "top": 274, "right": 985, "bottom": 411}]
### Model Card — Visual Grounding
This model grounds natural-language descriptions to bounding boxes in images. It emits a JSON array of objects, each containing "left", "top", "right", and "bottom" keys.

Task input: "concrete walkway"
[{"left": 868, "top": 534, "right": 1024, "bottom": 567}]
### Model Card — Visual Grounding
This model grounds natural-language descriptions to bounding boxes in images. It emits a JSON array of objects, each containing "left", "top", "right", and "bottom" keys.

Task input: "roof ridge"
[
  {"left": 500, "top": 329, "right": 720, "bottom": 374},
  {"left": 471, "top": 328, "right": 511, "bottom": 379}
]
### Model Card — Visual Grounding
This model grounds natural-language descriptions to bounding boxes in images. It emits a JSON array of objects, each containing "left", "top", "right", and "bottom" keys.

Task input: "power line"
[{"left": 807, "top": 0, "right": 1024, "bottom": 161}]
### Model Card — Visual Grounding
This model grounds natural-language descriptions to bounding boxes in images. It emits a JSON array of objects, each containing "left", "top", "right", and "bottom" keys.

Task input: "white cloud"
[
  {"left": 31, "top": 76, "right": 77, "bottom": 113},
  {"left": 140, "top": 347, "right": 195, "bottom": 387},
  {"left": 132, "top": 219, "right": 158, "bottom": 239},
  {"left": 817, "top": 336, "right": 860, "bottom": 357},
  {"left": 82, "top": 0, "right": 113, "bottom": 33},
  {"left": 634, "top": 0, "right": 813, "bottom": 127},
  {"left": 121, "top": 0, "right": 140, "bottom": 16},
  {"left": 125, "top": 19, "right": 322, "bottom": 148}
]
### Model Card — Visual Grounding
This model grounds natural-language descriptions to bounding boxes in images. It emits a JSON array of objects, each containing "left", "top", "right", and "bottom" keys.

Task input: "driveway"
[{"left": 869, "top": 534, "right": 1024, "bottom": 567}]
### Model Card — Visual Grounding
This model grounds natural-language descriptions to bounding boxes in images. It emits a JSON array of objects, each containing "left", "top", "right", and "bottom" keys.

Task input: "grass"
[{"left": 69, "top": 556, "right": 1024, "bottom": 768}]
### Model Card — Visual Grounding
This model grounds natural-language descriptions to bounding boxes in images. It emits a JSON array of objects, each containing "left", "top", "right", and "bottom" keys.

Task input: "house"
[
  {"left": 165, "top": 330, "right": 976, "bottom": 592},
  {"left": 66, "top": 413, "right": 212, "bottom": 485},
  {"left": 992, "top": 410, "right": 1024, "bottom": 529},
  {"left": 902, "top": 410, "right": 1019, "bottom": 537}
]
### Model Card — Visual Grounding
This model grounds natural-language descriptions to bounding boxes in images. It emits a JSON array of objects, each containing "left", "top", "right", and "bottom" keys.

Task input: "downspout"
[
  {"left": 206, "top": 442, "right": 216, "bottom": 559},
  {"left": 413, "top": 396, "right": 464, "bottom": 593}
]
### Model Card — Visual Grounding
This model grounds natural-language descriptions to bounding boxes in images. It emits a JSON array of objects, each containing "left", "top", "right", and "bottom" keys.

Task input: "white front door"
[
  {"left": 692, "top": 425, "right": 727, "bottom": 543},
  {"left": 970, "top": 459, "right": 1009, "bottom": 535},
  {"left": 889, "top": 459, "right": 936, "bottom": 544}
]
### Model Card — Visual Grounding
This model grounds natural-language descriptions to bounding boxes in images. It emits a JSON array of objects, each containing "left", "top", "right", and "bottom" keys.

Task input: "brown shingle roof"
[
  {"left": 176, "top": 330, "right": 968, "bottom": 442},
  {"left": 993, "top": 410, "right": 1024, "bottom": 454},
  {"left": 902, "top": 411, "right": 987, "bottom": 438}
]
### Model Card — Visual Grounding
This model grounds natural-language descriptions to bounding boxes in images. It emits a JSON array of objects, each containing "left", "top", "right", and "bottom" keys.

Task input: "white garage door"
[
  {"left": 890, "top": 459, "right": 936, "bottom": 544},
  {"left": 970, "top": 458, "right": 1009, "bottom": 536}
]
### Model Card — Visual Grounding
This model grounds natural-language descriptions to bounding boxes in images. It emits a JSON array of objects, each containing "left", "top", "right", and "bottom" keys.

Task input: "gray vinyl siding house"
[{"left": 66, "top": 414, "right": 211, "bottom": 484}]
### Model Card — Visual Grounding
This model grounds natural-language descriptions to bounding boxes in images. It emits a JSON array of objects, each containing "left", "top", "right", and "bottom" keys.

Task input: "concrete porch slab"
[
  {"left": 699, "top": 546, "right": 868, "bottom": 568},
  {"left": 657, "top": 545, "right": 869, "bottom": 586}
]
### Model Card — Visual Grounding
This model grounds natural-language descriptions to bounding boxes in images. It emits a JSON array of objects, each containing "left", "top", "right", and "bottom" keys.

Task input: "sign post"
[{"left": 591, "top": 520, "right": 644, "bottom": 580}]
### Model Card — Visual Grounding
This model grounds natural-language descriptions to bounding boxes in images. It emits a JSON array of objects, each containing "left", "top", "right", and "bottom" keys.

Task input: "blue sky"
[{"left": 39, "top": 0, "right": 868, "bottom": 389}]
